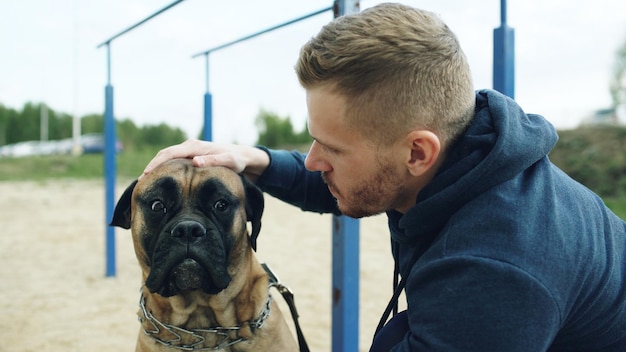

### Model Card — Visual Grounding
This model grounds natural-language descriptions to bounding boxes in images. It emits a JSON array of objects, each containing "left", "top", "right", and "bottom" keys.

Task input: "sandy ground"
[{"left": 0, "top": 179, "right": 406, "bottom": 352}]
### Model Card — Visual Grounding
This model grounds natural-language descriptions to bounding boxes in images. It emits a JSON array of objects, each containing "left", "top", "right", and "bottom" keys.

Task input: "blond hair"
[{"left": 296, "top": 2, "right": 475, "bottom": 147}]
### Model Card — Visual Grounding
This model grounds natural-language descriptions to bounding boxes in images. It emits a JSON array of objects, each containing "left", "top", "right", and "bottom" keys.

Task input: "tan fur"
[{"left": 125, "top": 160, "right": 298, "bottom": 351}]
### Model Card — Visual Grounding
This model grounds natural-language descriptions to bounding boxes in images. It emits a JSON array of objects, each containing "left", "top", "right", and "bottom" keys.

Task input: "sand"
[{"left": 0, "top": 179, "right": 405, "bottom": 352}]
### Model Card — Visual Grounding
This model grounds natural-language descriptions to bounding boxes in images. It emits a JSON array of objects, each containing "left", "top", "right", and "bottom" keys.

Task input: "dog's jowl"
[{"left": 111, "top": 159, "right": 298, "bottom": 352}]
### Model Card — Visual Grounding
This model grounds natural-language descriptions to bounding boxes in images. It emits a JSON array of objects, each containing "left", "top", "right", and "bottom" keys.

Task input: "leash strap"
[
  {"left": 262, "top": 263, "right": 310, "bottom": 352},
  {"left": 373, "top": 241, "right": 430, "bottom": 343}
]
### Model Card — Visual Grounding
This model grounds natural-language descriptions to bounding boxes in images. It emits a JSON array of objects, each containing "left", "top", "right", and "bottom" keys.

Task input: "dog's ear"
[
  {"left": 109, "top": 180, "right": 138, "bottom": 230},
  {"left": 241, "top": 175, "right": 264, "bottom": 251}
]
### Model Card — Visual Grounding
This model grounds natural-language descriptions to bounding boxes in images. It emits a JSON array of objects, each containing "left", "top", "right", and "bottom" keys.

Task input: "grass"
[{"left": 0, "top": 148, "right": 160, "bottom": 181}]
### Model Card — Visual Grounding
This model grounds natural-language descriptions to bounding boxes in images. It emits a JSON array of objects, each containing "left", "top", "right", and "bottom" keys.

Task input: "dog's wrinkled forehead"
[{"left": 135, "top": 159, "right": 244, "bottom": 199}]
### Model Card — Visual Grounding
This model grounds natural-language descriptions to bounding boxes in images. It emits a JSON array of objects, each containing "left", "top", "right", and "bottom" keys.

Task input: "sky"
[{"left": 1, "top": 0, "right": 625, "bottom": 145}]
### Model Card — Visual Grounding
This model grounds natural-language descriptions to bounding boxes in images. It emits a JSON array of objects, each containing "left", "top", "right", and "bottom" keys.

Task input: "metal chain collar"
[{"left": 138, "top": 290, "right": 273, "bottom": 351}]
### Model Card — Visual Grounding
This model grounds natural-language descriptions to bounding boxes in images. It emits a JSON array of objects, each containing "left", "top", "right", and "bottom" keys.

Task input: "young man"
[{"left": 142, "top": 3, "right": 626, "bottom": 351}]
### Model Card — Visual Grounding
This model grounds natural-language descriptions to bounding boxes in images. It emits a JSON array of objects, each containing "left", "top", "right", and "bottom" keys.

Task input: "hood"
[{"left": 391, "top": 89, "right": 558, "bottom": 243}]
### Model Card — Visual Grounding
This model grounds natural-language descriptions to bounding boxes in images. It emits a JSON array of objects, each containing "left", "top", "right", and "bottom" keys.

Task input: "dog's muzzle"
[{"left": 145, "top": 219, "right": 232, "bottom": 297}]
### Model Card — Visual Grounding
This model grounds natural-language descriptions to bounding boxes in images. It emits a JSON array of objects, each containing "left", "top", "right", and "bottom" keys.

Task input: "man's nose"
[{"left": 305, "top": 141, "right": 332, "bottom": 172}]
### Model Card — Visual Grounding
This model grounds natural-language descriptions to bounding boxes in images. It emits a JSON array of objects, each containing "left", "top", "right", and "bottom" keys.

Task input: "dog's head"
[{"left": 110, "top": 159, "right": 264, "bottom": 298}]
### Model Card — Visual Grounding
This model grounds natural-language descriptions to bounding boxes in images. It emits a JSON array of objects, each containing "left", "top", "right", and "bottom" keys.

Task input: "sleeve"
[
  {"left": 391, "top": 256, "right": 561, "bottom": 352},
  {"left": 254, "top": 147, "right": 341, "bottom": 215}
]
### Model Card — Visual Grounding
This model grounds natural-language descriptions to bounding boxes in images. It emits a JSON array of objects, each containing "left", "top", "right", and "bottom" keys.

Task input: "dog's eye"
[
  {"left": 151, "top": 200, "right": 167, "bottom": 214},
  {"left": 213, "top": 199, "right": 229, "bottom": 212}
]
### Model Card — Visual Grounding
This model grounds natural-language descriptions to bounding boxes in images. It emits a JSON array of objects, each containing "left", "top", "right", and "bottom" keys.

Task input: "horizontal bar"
[
  {"left": 191, "top": 6, "right": 332, "bottom": 58},
  {"left": 97, "top": 0, "right": 186, "bottom": 48}
]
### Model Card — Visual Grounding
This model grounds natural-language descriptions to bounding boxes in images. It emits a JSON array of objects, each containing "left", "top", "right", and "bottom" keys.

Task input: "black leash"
[
  {"left": 373, "top": 269, "right": 407, "bottom": 337},
  {"left": 262, "top": 263, "right": 310, "bottom": 352},
  {"left": 373, "top": 240, "right": 429, "bottom": 343}
]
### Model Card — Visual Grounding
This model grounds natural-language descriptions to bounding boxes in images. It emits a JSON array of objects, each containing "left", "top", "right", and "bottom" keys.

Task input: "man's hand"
[{"left": 140, "top": 139, "right": 270, "bottom": 182}]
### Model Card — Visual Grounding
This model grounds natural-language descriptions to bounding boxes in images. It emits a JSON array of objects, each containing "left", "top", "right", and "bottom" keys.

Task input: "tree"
[
  {"left": 47, "top": 110, "right": 72, "bottom": 140},
  {"left": 0, "top": 104, "right": 18, "bottom": 145},
  {"left": 81, "top": 114, "right": 104, "bottom": 134},
  {"left": 9, "top": 102, "right": 40, "bottom": 143},
  {"left": 116, "top": 118, "right": 139, "bottom": 150},
  {"left": 255, "top": 109, "right": 311, "bottom": 148},
  {"left": 0, "top": 102, "right": 187, "bottom": 150},
  {"left": 139, "top": 122, "right": 186, "bottom": 149},
  {"left": 0, "top": 102, "right": 72, "bottom": 144},
  {"left": 610, "top": 35, "right": 626, "bottom": 108}
]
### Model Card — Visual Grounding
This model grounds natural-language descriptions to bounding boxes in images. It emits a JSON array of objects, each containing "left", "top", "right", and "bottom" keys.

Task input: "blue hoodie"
[{"left": 256, "top": 89, "right": 626, "bottom": 351}]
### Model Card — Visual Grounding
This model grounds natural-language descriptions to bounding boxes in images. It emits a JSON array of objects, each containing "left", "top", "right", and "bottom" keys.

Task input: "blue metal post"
[
  {"left": 203, "top": 53, "right": 213, "bottom": 141},
  {"left": 331, "top": 214, "right": 360, "bottom": 352},
  {"left": 104, "top": 44, "right": 117, "bottom": 277},
  {"left": 332, "top": 3, "right": 360, "bottom": 352},
  {"left": 203, "top": 93, "right": 213, "bottom": 141},
  {"left": 493, "top": 0, "right": 515, "bottom": 98}
]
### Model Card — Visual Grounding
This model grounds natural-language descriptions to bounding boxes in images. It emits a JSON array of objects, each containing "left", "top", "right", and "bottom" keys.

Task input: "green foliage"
[
  {"left": 255, "top": 109, "right": 311, "bottom": 148},
  {"left": 0, "top": 146, "right": 162, "bottom": 181},
  {"left": 0, "top": 102, "right": 187, "bottom": 150},
  {"left": 549, "top": 125, "right": 626, "bottom": 197},
  {"left": 138, "top": 122, "right": 186, "bottom": 150},
  {"left": 0, "top": 104, "right": 17, "bottom": 145},
  {"left": 0, "top": 102, "right": 73, "bottom": 143},
  {"left": 12, "top": 103, "right": 40, "bottom": 142},
  {"left": 81, "top": 114, "right": 104, "bottom": 134}
]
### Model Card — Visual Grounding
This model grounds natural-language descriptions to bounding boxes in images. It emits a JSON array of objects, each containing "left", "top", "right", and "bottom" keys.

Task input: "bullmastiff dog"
[{"left": 111, "top": 159, "right": 298, "bottom": 351}]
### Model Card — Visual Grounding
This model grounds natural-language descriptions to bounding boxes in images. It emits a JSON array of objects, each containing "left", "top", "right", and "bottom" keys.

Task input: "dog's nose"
[{"left": 170, "top": 221, "right": 207, "bottom": 239}]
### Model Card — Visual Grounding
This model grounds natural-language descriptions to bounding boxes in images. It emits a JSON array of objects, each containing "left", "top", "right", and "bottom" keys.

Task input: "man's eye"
[
  {"left": 151, "top": 200, "right": 166, "bottom": 214},
  {"left": 322, "top": 144, "right": 339, "bottom": 154},
  {"left": 213, "top": 200, "right": 229, "bottom": 212}
]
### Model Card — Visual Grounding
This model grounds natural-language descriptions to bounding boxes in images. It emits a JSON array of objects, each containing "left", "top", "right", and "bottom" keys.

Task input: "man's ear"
[
  {"left": 110, "top": 180, "right": 138, "bottom": 229},
  {"left": 240, "top": 175, "right": 264, "bottom": 251},
  {"left": 404, "top": 130, "right": 441, "bottom": 176}
]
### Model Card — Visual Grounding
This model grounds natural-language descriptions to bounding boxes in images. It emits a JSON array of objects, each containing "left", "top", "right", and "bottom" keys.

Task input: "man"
[{"left": 142, "top": 3, "right": 626, "bottom": 351}]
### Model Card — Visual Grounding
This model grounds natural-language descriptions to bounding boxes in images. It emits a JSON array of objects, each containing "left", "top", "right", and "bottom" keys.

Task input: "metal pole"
[
  {"left": 192, "top": 7, "right": 333, "bottom": 142},
  {"left": 193, "top": 7, "right": 332, "bottom": 143},
  {"left": 202, "top": 54, "right": 212, "bottom": 141},
  {"left": 332, "top": 3, "right": 360, "bottom": 352},
  {"left": 493, "top": 0, "right": 515, "bottom": 98},
  {"left": 72, "top": 0, "right": 81, "bottom": 156},
  {"left": 191, "top": 6, "right": 333, "bottom": 58},
  {"left": 104, "top": 43, "right": 117, "bottom": 277},
  {"left": 96, "top": 0, "right": 186, "bottom": 49}
]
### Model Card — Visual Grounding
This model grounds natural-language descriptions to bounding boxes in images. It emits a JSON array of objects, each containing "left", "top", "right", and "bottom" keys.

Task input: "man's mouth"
[
  {"left": 322, "top": 172, "right": 338, "bottom": 198},
  {"left": 327, "top": 184, "right": 339, "bottom": 199}
]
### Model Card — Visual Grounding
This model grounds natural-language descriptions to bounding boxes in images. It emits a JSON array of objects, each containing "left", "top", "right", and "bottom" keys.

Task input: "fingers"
[
  {"left": 192, "top": 153, "right": 246, "bottom": 173},
  {"left": 140, "top": 139, "right": 208, "bottom": 179},
  {"left": 139, "top": 139, "right": 248, "bottom": 179}
]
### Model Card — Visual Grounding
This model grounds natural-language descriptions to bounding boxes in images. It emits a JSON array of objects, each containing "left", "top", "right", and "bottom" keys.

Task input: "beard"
[{"left": 322, "top": 160, "right": 407, "bottom": 218}]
